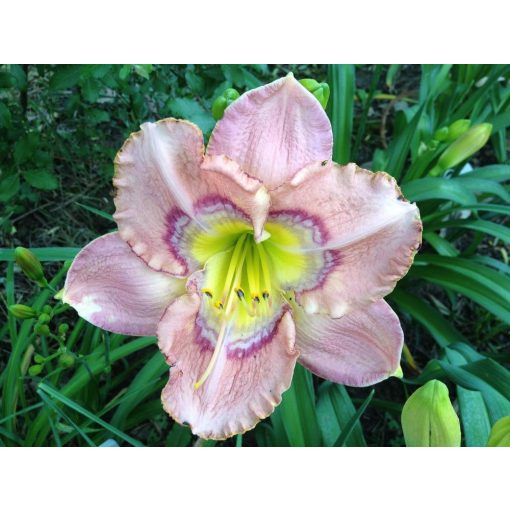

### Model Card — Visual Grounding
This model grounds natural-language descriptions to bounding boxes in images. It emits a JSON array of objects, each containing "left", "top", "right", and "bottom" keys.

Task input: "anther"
[
  {"left": 215, "top": 301, "right": 224, "bottom": 310},
  {"left": 236, "top": 288, "right": 245, "bottom": 300},
  {"left": 253, "top": 295, "right": 260, "bottom": 303},
  {"left": 202, "top": 288, "right": 213, "bottom": 298},
  {"left": 262, "top": 291, "right": 269, "bottom": 300}
]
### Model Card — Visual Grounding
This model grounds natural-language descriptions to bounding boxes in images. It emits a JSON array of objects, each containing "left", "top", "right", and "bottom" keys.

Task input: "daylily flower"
[{"left": 63, "top": 74, "right": 422, "bottom": 440}]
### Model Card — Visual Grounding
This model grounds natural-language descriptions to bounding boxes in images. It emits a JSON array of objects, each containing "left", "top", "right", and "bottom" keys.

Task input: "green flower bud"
[
  {"left": 14, "top": 247, "right": 48, "bottom": 287},
  {"left": 430, "top": 123, "right": 492, "bottom": 176},
  {"left": 9, "top": 304, "right": 37, "bottom": 319},
  {"left": 28, "top": 364, "right": 43, "bottom": 377},
  {"left": 433, "top": 126, "right": 449, "bottom": 142},
  {"left": 401, "top": 379, "right": 461, "bottom": 447},
  {"left": 487, "top": 416, "right": 510, "bottom": 447},
  {"left": 212, "top": 88, "right": 240, "bottom": 121},
  {"left": 34, "top": 354, "right": 46, "bottom": 364},
  {"left": 38, "top": 313, "right": 51, "bottom": 324},
  {"left": 445, "top": 119, "right": 471, "bottom": 141},
  {"left": 299, "top": 79, "right": 330, "bottom": 109},
  {"left": 58, "top": 323, "right": 70, "bottom": 335},
  {"left": 34, "top": 323, "right": 50, "bottom": 336},
  {"left": 42, "top": 305, "right": 52, "bottom": 315},
  {"left": 59, "top": 353, "right": 75, "bottom": 368}
]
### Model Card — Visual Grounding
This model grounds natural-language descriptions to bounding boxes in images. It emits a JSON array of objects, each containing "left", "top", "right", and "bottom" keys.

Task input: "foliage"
[{"left": 1, "top": 64, "right": 510, "bottom": 446}]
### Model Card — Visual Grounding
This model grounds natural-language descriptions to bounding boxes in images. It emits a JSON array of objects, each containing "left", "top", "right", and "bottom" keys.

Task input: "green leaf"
[
  {"left": 38, "top": 383, "right": 144, "bottom": 447},
  {"left": 334, "top": 389, "right": 374, "bottom": 447},
  {"left": 317, "top": 382, "right": 366, "bottom": 446},
  {"left": 328, "top": 64, "right": 355, "bottom": 164},
  {"left": 49, "top": 65, "right": 83, "bottom": 90},
  {"left": 167, "top": 98, "right": 215, "bottom": 135},
  {"left": 402, "top": 177, "right": 476, "bottom": 205},
  {"left": 390, "top": 288, "right": 466, "bottom": 347},
  {"left": 76, "top": 203, "right": 114, "bottom": 222},
  {"left": 0, "top": 247, "right": 79, "bottom": 262},
  {"left": 24, "top": 169, "right": 58, "bottom": 190},
  {"left": 385, "top": 104, "right": 425, "bottom": 179},
  {"left": 0, "top": 173, "right": 20, "bottom": 202},
  {"left": 487, "top": 416, "right": 510, "bottom": 446},
  {"left": 0, "top": 101, "right": 12, "bottom": 127},
  {"left": 273, "top": 364, "right": 321, "bottom": 446},
  {"left": 457, "top": 387, "right": 491, "bottom": 446}
]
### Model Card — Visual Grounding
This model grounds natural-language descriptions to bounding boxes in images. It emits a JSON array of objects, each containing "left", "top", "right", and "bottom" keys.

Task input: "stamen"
[
  {"left": 202, "top": 288, "right": 213, "bottom": 298},
  {"left": 221, "top": 234, "right": 247, "bottom": 302},
  {"left": 255, "top": 243, "right": 272, "bottom": 298},
  {"left": 194, "top": 321, "right": 228, "bottom": 390},
  {"left": 236, "top": 288, "right": 245, "bottom": 300}
]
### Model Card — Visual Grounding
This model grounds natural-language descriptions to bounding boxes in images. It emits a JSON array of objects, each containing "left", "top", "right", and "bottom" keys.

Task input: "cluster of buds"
[
  {"left": 212, "top": 88, "right": 240, "bottom": 121},
  {"left": 9, "top": 247, "right": 74, "bottom": 376},
  {"left": 429, "top": 122, "right": 493, "bottom": 177},
  {"left": 299, "top": 78, "right": 330, "bottom": 109}
]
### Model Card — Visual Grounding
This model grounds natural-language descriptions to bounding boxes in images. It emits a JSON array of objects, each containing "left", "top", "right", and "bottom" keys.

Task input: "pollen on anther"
[
  {"left": 202, "top": 288, "right": 213, "bottom": 298},
  {"left": 236, "top": 288, "right": 245, "bottom": 300},
  {"left": 262, "top": 291, "right": 270, "bottom": 300},
  {"left": 252, "top": 295, "right": 260, "bottom": 303},
  {"left": 215, "top": 301, "right": 224, "bottom": 310}
]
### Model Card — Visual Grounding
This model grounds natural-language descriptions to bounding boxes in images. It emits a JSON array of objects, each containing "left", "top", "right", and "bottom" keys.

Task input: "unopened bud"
[
  {"left": 212, "top": 88, "right": 240, "bottom": 121},
  {"left": 42, "top": 305, "right": 52, "bottom": 315},
  {"left": 430, "top": 123, "right": 492, "bottom": 176},
  {"left": 433, "top": 126, "right": 449, "bottom": 142},
  {"left": 59, "top": 353, "right": 75, "bottom": 368},
  {"left": 487, "top": 416, "right": 510, "bottom": 447},
  {"left": 401, "top": 379, "right": 461, "bottom": 447},
  {"left": 34, "top": 354, "right": 46, "bottom": 364},
  {"left": 38, "top": 313, "right": 51, "bottom": 324},
  {"left": 9, "top": 304, "right": 37, "bottom": 319},
  {"left": 34, "top": 324, "right": 50, "bottom": 336},
  {"left": 299, "top": 78, "right": 330, "bottom": 109},
  {"left": 445, "top": 119, "right": 471, "bottom": 141},
  {"left": 14, "top": 247, "right": 48, "bottom": 287},
  {"left": 28, "top": 364, "right": 43, "bottom": 377},
  {"left": 58, "top": 323, "right": 69, "bottom": 335}
]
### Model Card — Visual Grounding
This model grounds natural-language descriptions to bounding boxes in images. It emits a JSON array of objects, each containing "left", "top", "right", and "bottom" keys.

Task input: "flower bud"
[
  {"left": 401, "top": 379, "right": 461, "bottom": 447},
  {"left": 28, "top": 364, "right": 43, "bottom": 377},
  {"left": 42, "top": 305, "right": 53, "bottom": 315},
  {"left": 445, "top": 119, "right": 471, "bottom": 141},
  {"left": 433, "top": 126, "right": 449, "bottom": 142},
  {"left": 212, "top": 88, "right": 240, "bottom": 121},
  {"left": 429, "top": 123, "right": 492, "bottom": 176},
  {"left": 58, "top": 323, "right": 70, "bottom": 335},
  {"left": 59, "top": 353, "right": 75, "bottom": 368},
  {"left": 14, "top": 247, "right": 48, "bottom": 287},
  {"left": 34, "top": 354, "right": 46, "bottom": 364},
  {"left": 38, "top": 313, "right": 51, "bottom": 324},
  {"left": 9, "top": 304, "right": 37, "bottom": 319},
  {"left": 487, "top": 416, "right": 510, "bottom": 447},
  {"left": 299, "top": 79, "right": 330, "bottom": 109},
  {"left": 34, "top": 323, "right": 50, "bottom": 336}
]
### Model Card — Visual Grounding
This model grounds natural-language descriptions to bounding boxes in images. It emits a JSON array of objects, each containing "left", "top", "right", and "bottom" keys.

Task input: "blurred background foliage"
[{"left": 1, "top": 64, "right": 509, "bottom": 447}]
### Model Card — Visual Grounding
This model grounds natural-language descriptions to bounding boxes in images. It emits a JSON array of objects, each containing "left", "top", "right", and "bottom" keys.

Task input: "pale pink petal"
[
  {"left": 207, "top": 74, "right": 333, "bottom": 188},
  {"left": 113, "top": 119, "right": 270, "bottom": 276},
  {"left": 294, "top": 300, "right": 403, "bottom": 387},
  {"left": 271, "top": 162, "right": 422, "bottom": 316},
  {"left": 63, "top": 233, "right": 185, "bottom": 336},
  {"left": 158, "top": 293, "right": 298, "bottom": 440}
]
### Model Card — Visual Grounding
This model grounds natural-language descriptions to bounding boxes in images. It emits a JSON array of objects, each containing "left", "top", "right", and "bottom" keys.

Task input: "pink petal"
[
  {"left": 271, "top": 162, "right": 422, "bottom": 316},
  {"left": 158, "top": 293, "right": 299, "bottom": 439},
  {"left": 294, "top": 300, "right": 404, "bottom": 387},
  {"left": 63, "top": 233, "right": 184, "bottom": 336},
  {"left": 207, "top": 74, "right": 333, "bottom": 188},
  {"left": 113, "top": 119, "right": 270, "bottom": 276}
]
